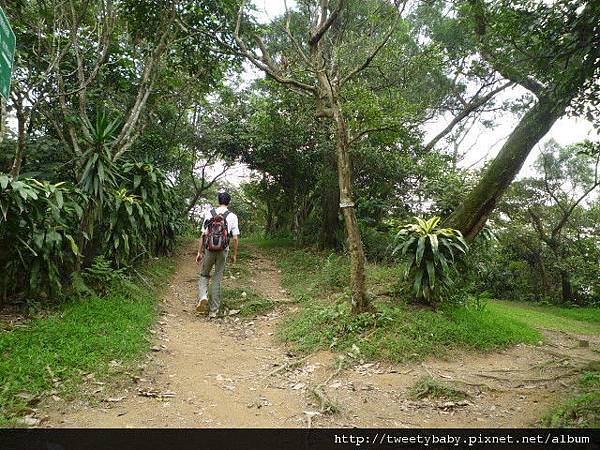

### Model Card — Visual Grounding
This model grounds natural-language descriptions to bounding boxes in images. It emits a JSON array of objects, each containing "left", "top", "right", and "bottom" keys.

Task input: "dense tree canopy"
[{"left": 0, "top": 0, "right": 598, "bottom": 311}]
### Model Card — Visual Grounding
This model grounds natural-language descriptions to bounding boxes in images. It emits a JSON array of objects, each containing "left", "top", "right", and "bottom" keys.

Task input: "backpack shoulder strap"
[
  {"left": 210, "top": 208, "right": 217, "bottom": 217},
  {"left": 222, "top": 210, "right": 230, "bottom": 220}
]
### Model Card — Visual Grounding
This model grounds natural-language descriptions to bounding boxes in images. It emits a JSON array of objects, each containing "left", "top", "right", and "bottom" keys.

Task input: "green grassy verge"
[
  {"left": 410, "top": 376, "right": 469, "bottom": 400},
  {"left": 542, "top": 368, "right": 600, "bottom": 428},
  {"left": 221, "top": 288, "right": 274, "bottom": 317},
  {"left": 489, "top": 301, "right": 600, "bottom": 335},
  {"left": 263, "top": 245, "right": 542, "bottom": 362},
  {"left": 277, "top": 297, "right": 542, "bottom": 362},
  {"left": 243, "top": 236, "right": 296, "bottom": 249},
  {"left": 0, "top": 253, "right": 177, "bottom": 426}
]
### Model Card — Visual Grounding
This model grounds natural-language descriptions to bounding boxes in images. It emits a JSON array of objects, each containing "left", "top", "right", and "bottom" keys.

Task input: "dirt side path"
[{"left": 42, "top": 243, "right": 600, "bottom": 428}]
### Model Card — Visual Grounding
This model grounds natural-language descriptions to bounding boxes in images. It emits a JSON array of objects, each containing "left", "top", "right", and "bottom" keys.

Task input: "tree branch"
[
  {"left": 234, "top": 6, "right": 316, "bottom": 96},
  {"left": 469, "top": 0, "right": 545, "bottom": 96},
  {"left": 341, "top": 2, "right": 404, "bottom": 86},
  {"left": 423, "top": 81, "right": 513, "bottom": 151},
  {"left": 309, "top": 0, "right": 346, "bottom": 46}
]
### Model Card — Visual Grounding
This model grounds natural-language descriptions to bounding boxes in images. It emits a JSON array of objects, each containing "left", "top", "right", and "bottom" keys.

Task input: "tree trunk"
[
  {"left": 10, "top": 106, "right": 28, "bottom": 177},
  {"left": 536, "top": 254, "right": 550, "bottom": 298},
  {"left": 446, "top": 97, "right": 564, "bottom": 240},
  {"left": 320, "top": 148, "right": 340, "bottom": 249},
  {"left": 560, "top": 271, "right": 574, "bottom": 304},
  {"left": 0, "top": 97, "right": 5, "bottom": 148},
  {"left": 265, "top": 200, "right": 274, "bottom": 236},
  {"left": 331, "top": 98, "right": 368, "bottom": 313}
]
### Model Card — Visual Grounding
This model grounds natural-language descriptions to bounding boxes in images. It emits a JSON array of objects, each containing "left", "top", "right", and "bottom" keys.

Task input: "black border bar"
[{"left": 1, "top": 428, "right": 599, "bottom": 450}]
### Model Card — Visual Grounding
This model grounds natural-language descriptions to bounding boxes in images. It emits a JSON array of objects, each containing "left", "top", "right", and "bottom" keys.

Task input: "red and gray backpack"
[{"left": 204, "top": 209, "right": 230, "bottom": 251}]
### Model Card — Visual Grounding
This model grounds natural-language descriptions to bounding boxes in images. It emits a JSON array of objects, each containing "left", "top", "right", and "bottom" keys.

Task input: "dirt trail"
[{"left": 43, "top": 243, "right": 600, "bottom": 428}]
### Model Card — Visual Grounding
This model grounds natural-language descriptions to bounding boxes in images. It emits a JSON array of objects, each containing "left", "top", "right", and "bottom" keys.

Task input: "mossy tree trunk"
[
  {"left": 331, "top": 98, "right": 368, "bottom": 313},
  {"left": 319, "top": 148, "right": 340, "bottom": 249},
  {"left": 446, "top": 97, "right": 564, "bottom": 240}
]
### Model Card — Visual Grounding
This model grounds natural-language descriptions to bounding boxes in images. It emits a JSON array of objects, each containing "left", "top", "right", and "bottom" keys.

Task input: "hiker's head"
[{"left": 218, "top": 192, "right": 231, "bottom": 206}]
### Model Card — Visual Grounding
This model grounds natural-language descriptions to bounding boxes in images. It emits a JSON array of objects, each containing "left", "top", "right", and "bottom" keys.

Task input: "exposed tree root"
[{"left": 265, "top": 356, "right": 309, "bottom": 378}]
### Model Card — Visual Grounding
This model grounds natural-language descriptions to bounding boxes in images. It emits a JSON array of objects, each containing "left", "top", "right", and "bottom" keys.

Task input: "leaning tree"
[{"left": 446, "top": 0, "right": 600, "bottom": 239}]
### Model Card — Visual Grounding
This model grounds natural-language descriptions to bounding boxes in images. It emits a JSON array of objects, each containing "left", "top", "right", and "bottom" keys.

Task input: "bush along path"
[{"left": 37, "top": 242, "right": 600, "bottom": 428}]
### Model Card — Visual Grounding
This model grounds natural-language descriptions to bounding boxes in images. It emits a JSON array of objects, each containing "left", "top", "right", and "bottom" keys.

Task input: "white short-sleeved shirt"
[{"left": 202, "top": 206, "right": 240, "bottom": 236}]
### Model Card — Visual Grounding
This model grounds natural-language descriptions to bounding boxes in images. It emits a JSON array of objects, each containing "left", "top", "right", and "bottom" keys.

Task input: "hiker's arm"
[
  {"left": 196, "top": 236, "right": 204, "bottom": 264},
  {"left": 231, "top": 235, "right": 238, "bottom": 264},
  {"left": 196, "top": 214, "right": 209, "bottom": 263}
]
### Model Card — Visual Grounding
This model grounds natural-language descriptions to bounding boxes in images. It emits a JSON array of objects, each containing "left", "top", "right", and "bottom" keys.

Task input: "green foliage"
[
  {"left": 488, "top": 302, "right": 600, "bottom": 335},
  {"left": 410, "top": 376, "right": 468, "bottom": 400},
  {"left": 82, "top": 256, "right": 127, "bottom": 295},
  {"left": 271, "top": 243, "right": 542, "bottom": 362},
  {"left": 221, "top": 288, "right": 274, "bottom": 317},
  {"left": 0, "top": 175, "right": 85, "bottom": 299},
  {"left": 79, "top": 112, "right": 119, "bottom": 205},
  {"left": 278, "top": 298, "right": 541, "bottom": 363},
  {"left": 121, "top": 162, "right": 181, "bottom": 255},
  {"left": 450, "top": 290, "right": 492, "bottom": 312},
  {"left": 468, "top": 140, "right": 600, "bottom": 307},
  {"left": 359, "top": 221, "right": 394, "bottom": 262},
  {"left": 393, "top": 216, "right": 468, "bottom": 304},
  {"left": 0, "top": 254, "right": 176, "bottom": 425},
  {"left": 322, "top": 254, "right": 351, "bottom": 289},
  {"left": 0, "top": 159, "right": 182, "bottom": 304},
  {"left": 542, "top": 368, "right": 600, "bottom": 428}
]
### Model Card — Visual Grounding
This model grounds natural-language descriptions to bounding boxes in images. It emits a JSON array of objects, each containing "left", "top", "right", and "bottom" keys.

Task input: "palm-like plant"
[
  {"left": 77, "top": 111, "right": 121, "bottom": 265},
  {"left": 79, "top": 111, "right": 120, "bottom": 204},
  {"left": 392, "top": 216, "right": 468, "bottom": 304}
]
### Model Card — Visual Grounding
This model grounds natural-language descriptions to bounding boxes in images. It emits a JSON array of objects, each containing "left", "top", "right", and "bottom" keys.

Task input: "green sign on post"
[{"left": 0, "top": 6, "right": 16, "bottom": 100}]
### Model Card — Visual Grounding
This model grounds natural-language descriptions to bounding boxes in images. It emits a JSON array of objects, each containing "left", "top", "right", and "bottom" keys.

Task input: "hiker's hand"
[{"left": 196, "top": 252, "right": 203, "bottom": 264}]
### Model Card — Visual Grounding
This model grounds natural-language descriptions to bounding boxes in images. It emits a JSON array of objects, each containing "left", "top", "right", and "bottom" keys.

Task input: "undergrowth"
[
  {"left": 266, "top": 245, "right": 543, "bottom": 362},
  {"left": 277, "top": 298, "right": 541, "bottom": 362},
  {"left": 0, "top": 251, "right": 177, "bottom": 426},
  {"left": 542, "top": 366, "right": 600, "bottom": 428},
  {"left": 410, "top": 376, "right": 468, "bottom": 400},
  {"left": 221, "top": 288, "right": 274, "bottom": 317}
]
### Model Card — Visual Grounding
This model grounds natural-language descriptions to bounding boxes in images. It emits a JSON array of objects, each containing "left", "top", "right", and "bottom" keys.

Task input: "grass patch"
[
  {"left": 221, "top": 288, "right": 274, "bottom": 317},
  {"left": 547, "top": 307, "right": 600, "bottom": 325},
  {"left": 270, "top": 245, "right": 542, "bottom": 362},
  {"left": 542, "top": 367, "right": 600, "bottom": 428},
  {"left": 224, "top": 245, "right": 253, "bottom": 282},
  {"left": 0, "top": 254, "right": 177, "bottom": 426},
  {"left": 264, "top": 247, "right": 326, "bottom": 303},
  {"left": 262, "top": 242, "right": 598, "bottom": 363},
  {"left": 410, "top": 376, "right": 468, "bottom": 400},
  {"left": 242, "top": 236, "right": 295, "bottom": 249},
  {"left": 264, "top": 245, "right": 403, "bottom": 302},
  {"left": 277, "top": 298, "right": 542, "bottom": 362},
  {"left": 489, "top": 301, "right": 600, "bottom": 335}
]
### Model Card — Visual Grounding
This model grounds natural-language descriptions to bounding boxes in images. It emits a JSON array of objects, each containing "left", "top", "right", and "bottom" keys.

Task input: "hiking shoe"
[
  {"left": 196, "top": 298, "right": 208, "bottom": 314},
  {"left": 208, "top": 311, "right": 217, "bottom": 319}
]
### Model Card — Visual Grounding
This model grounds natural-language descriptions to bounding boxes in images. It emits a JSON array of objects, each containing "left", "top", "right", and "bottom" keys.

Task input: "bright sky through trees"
[{"left": 236, "top": 0, "right": 598, "bottom": 181}]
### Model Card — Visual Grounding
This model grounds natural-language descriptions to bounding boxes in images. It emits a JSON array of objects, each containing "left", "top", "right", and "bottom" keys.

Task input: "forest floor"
[{"left": 39, "top": 242, "right": 600, "bottom": 428}]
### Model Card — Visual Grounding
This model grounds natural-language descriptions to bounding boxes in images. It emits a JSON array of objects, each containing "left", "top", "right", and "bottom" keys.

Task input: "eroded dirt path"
[{"left": 43, "top": 243, "right": 600, "bottom": 428}]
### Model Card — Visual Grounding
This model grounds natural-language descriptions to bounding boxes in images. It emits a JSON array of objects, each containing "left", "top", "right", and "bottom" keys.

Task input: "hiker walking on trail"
[{"left": 196, "top": 192, "right": 240, "bottom": 319}]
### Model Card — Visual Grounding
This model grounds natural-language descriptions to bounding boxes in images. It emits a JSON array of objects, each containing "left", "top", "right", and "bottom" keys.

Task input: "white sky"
[{"left": 220, "top": 0, "right": 597, "bottom": 186}]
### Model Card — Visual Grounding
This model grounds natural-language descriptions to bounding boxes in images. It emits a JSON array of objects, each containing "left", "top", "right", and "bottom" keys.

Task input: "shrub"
[
  {"left": 82, "top": 256, "right": 127, "bottom": 295},
  {"left": 322, "top": 253, "right": 350, "bottom": 288},
  {"left": 0, "top": 157, "right": 183, "bottom": 304},
  {"left": 0, "top": 175, "right": 85, "bottom": 300},
  {"left": 392, "top": 216, "right": 468, "bottom": 305}
]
